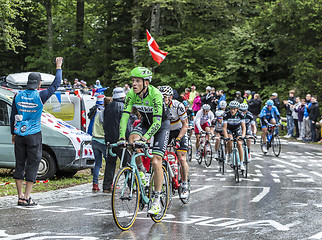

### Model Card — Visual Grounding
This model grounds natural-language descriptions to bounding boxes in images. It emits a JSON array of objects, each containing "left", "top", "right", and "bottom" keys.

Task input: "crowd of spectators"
[{"left": 178, "top": 86, "right": 321, "bottom": 143}]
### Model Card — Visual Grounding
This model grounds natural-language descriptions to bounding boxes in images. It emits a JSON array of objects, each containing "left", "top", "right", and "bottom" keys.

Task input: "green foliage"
[{"left": 0, "top": 0, "right": 320, "bottom": 108}]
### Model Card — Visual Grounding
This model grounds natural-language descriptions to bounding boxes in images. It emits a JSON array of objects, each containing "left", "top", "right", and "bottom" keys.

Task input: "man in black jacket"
[
  {"left": 309, "top": 96, "right": 320, "bottom": 142},
  {"left": 248, "top": 93, "right": 262, "bottom": 124},
  {"left": 102, "top": 87, "right": 130, "bottom": 192}
]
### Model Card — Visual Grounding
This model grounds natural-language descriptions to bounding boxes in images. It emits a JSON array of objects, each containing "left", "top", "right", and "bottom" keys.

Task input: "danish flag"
[{"left": 146, "top": 30, "right": 168, "bottom": 65}]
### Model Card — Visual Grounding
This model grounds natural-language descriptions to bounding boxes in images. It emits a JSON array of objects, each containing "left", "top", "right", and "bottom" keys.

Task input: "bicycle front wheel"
[
  {"left": 220, "top": 145, "right": 225, "bottom": 175},
  {"left": 243, "top": 148, "right": 248, "bottom": 178},
  {"left": 233, "top": 150, "right": 239, "bottom": 183},
  {"left": 112, "top": 167, "right": 140, "bottom": 231},
  {"left": 272, "top": 135, "right": 281, "bottom": 157},
  {"left": 260, "top": 135, "right": 267, "bottom": 155},
  {"left": 149, "top": 165, "right": 170, "bottom": 223},
  {"left": 187, "top": 137, "right": 192, "bottom": 162},
  {"left": 204, "top": 141, "right": 212, "bottom": 167}
]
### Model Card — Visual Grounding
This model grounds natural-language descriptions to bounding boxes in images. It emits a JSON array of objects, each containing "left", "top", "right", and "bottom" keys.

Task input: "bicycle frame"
[{"left": 108, "top": 143, "right": 153, "bottom": 205}]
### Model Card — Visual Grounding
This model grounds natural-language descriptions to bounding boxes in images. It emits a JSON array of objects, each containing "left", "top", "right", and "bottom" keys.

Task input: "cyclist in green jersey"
[{"left": 118, "top": 67, "right": 170, "bottom": 215}]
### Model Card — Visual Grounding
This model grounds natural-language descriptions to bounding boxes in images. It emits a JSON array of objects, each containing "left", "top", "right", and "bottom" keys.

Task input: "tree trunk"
[
  {"left": 41, "top": 0, "right": 53, "bottom": 71},
  {"left": 75, "top": 0, "right": 85, "bottom": 72},
  {"left": 150, "top": 3, "right": 161, "bottom": 36},
  {"left": 131, "top": 1, "right": 141, "bottom": 64},
  {"left": 76, "top": 0, "right": 84, "bottom": 49}
]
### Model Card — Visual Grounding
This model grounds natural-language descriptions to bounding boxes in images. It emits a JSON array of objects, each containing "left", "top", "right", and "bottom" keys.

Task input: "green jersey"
[{"left": 119, "top": 85, "right": 169, "bottom": 140}]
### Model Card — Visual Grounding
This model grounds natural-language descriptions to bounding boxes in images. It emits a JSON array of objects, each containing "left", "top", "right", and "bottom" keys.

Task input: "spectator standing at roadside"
[
  {"left": 271, "top": 93, "right": 281, "bottom": 113},
  {"left": 73, "top": 78, "right": 80, "bottom": 89},
  {"left": 90, "top": 95, "right": 106, "bottom": 192},
  {"left": 303, "top": 94, "right": 312, "bottom": 141},
  {"left": 292, "top": 97, "right": 301, "bottom": 138},
  {"left": 216, "top": 90, "right": 226, "bottom": 109},
  {"left": 248, "top": 93, "right": 262, "bottom": 123},
  {"left": 309, "top": 96, "right": 320, "bottom": 142},
  {"left": 94, "top": 80, "right": 102, "bottom": 89},
  {"left": 295, "top": 98, "right": 305, "bottom": 140},
  {"left": 188, "top": 86, "right": 197, "bottom": 105},
  {"left": 210, "top": 87, "right": 217, "bottom": 113},
  {"left": 181, "top": 88, "right": 190, "bottom": 101},
  {"left": 102, "top": 87, "right": 130, "bottom": 192},
  {"left": 203, "top": 86, "right": 213, "bottom": 105},
  {"left": 10, "top": 57, "right": 63, "bottom": 206},
  {"left": 243, "top": 90, "right": 252, "bottom": 104},
  {"left": 192, "top": 92, "right": 202, "bottom": 115},
  {"left": 283, "top": 90, "right": 296, "bottom": 138},
  {"left": 123, "top": 83, "right": 130, "bottom": 95},
  {"left": 235, "top": 91, "right": 243, "bottom": 104}
]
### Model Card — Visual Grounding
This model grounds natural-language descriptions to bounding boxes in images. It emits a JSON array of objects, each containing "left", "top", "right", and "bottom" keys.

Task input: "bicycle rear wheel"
[
  {"left": 187, "top": 137, "right": 192, "bottom": 162},
  {"left": 149, "top": 165, "right": 170, "bottom": 223},
  {"left": 272, "top": 135, "right": 281, "bottom": 157},
  {"left": 204, "top": 141, "right": 212, "bottom": 167},
  {"left": 112, "top": 167, "right": 139, "bottom": 231}
]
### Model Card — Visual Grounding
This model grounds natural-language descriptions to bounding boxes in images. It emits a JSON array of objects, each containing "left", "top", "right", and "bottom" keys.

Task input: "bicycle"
[
  {"left": 164, "top": 140, "right": 191, "bottom": 204},
  {"left": 260, "top": 123, "right": 281, "bottom": 157},
  {"left": 226, "top": 136, "right": 244, "bottom": 183},
  {"left": 196, "top": 132, "right": 213, "bottom": 167},
  {"left": 241, "top": 135, "right": 256, "bottom": 178},
  {"left": 108, "top": 142, "right": 170, "bottom": 231},
  {"left": 212, "top": 136, "right": 226, "bottom": 175}
]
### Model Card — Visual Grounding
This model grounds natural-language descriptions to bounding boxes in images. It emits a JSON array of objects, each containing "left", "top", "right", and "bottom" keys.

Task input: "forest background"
[{"left": 0, "top": 0, "right": 321, "bottom": 104}]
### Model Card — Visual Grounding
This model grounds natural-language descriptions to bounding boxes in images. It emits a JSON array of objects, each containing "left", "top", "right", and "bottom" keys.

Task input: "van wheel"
[
  {"left": 55, "top": 170, "right": 78, "bottom": 178},
  {"left": 37, "top": 151, "right": 57, "bottom": 180}
]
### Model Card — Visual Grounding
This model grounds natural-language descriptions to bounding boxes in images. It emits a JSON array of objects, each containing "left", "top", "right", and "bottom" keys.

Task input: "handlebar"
[{"left": 107, "top": 142, "right": 153, "bottom": 159}]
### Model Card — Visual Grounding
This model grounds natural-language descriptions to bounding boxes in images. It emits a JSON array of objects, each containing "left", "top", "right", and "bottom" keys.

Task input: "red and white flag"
[{"left": 146, "top": 30, "right": 168, "bottom": 65}]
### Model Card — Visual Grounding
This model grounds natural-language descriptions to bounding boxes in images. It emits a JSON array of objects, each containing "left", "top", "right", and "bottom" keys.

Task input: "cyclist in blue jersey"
[{"left": 260, "top": 100, "right": 280, "bottom": 153}]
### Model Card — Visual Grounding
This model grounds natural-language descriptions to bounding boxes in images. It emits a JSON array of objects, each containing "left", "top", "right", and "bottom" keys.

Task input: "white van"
[{"left": 1, "top": 72, "right": 97, "bottom": 132}]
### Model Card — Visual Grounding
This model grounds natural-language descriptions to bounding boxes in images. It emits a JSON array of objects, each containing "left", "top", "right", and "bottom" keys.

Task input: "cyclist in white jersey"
[
  {"left": 158, "top": 86, "right": 190, "bottom": 199},
  {"left": 194, "top": 104, "right": 215, "bottom": 160}
]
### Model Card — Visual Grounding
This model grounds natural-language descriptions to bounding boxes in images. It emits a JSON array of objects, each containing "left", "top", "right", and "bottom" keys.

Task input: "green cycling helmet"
[{"left": 130, "top": 67, "right": 152, "bottom": 82}]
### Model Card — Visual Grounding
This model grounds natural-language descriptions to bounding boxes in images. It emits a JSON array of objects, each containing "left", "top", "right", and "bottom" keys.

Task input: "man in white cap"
[
  {"left": 102, "top": 87, "right": 130, "bottom": 192},
  {"left": 271, "top": 92, "right": 280, "bottom": 113},
  {"left": 90, "top": 94, "right": 106, "bottom": 192}
]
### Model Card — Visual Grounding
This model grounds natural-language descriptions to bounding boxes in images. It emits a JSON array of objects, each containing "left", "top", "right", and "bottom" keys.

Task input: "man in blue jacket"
[{"left": 10, "top": 57, "right": 63, "bottom": 206}]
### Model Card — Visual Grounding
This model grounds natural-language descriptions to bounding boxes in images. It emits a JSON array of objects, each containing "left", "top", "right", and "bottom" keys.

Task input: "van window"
[{"left": 0, "top": 100, "right": 11, "bottom": 126}]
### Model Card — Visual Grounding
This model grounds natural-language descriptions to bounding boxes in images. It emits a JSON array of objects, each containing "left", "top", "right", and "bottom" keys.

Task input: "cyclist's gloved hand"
[
  {"left": 134, "top": 138, "right": 146, "bottom": 148},
  {"left": 117, "top": 138, "right": 126, "bottom": 147},
  {"left": 175, "top": 138, "right": 181, "bottom": 149}
]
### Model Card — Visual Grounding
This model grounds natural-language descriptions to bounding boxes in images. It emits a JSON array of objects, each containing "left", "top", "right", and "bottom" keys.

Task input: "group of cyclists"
[{"left": 115, "top": 66, "right": 281, "bottom": 217}]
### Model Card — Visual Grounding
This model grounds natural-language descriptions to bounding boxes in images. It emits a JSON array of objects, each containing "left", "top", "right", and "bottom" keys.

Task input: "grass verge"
[{"left": 0, "top": 168, "right": 94, "bottom": 197}]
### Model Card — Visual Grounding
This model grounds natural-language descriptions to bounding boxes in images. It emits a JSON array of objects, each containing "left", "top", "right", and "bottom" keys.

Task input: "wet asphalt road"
[{"left": 0, "top": 138, "right": 321, "bottom": 240}]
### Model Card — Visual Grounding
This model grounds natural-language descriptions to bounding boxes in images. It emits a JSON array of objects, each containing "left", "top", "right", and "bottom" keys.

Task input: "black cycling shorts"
[
  {"left": 131, "top": 120, "right": 170, "bottom": 157},
  {"left": 227, "top": 127, "right": 242, "bottom": 138},
  {"left": 169, "top": 129, "right": 188, "bottom": 152}
]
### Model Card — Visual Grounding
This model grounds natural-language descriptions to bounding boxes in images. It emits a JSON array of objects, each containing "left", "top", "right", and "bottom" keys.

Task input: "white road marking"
[
  {"left": 269, "top": 164, "right": 287, "bottom": 168},
  {"left": 273, "top": 179, "right": 281, "bottom": 183},
  {"left": 281, "top": 187, "right": 322, "bottom": 190},
  {"left": 286, "top": 173, "right": 309, "bottom": 178},
  {"left": 251, "top": 187, "right": 270, "bottom": 202},
  {"left": 271, "top": 173, "right": 279, "bottom": 178},
  {"left": 305, "top": 152, "right": 315, "bottom": 156},
  {"left": 271, "top": 169, "right": 293, "bottom": 173},
  {"left": 223, "top": 186, "right": 270, "bottom": 203},
  {"left": 311, "top": 171, "right": 322, "bottom": 178},
  {"left": 173, "top": 185, "right": 213, "bottom": 199},
  {"left": 309, "top": 231, "right": 322, "bottom": 239},
  {"left": 271, "top": 158, "right": 302, "bottom": 169},
  {"left": 293, "top": 178, "right": 315, "bottom": 183},
  {"left": 255, "top": 165, "right": 263, "bottom": 168}
]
